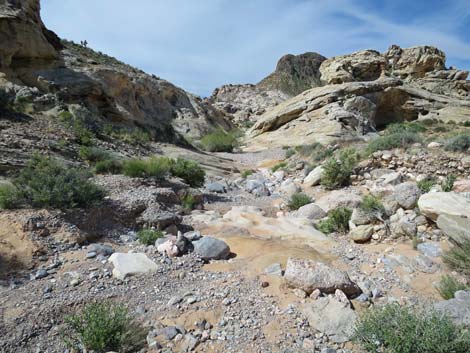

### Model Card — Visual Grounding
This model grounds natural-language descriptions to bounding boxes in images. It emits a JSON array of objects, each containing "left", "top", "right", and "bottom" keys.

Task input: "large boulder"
[
  {"left": 434, "top": 290, "right": 470, "bottom": 326},
  {"left": 418, "top": 192, "right": 470, "bottom": 221},
  {"left": 296, "top": 203, "right": 327, "bottom": 220},
  {"left": 316, "top": 189, "right": 362, "bottom": 213},
  {"left": 393, "top": 182, "right": 421, "bottom": 209},
  {"left": 192, "top": 237, "right": 230, "bottom": 260},
  {"left": 319, "top": 50, "right": 386, "bottom": 84},
  {"left": 284, "top": 258, "right": 361, "bottom": 298},
  {"left": 301, "top": 297, "right": 357, "bottom": 343},
  {"left": 349, "top": 225, "right": 374, "bottom": 243},
  {"left": 303, "top": 166, "right": 324, "bottom": 186},
  {"left": 436, "top": 214, "right": 470, "bottom": 245},
  {"left": 108, "top": 253, "right": 158, "bottom": 280}
]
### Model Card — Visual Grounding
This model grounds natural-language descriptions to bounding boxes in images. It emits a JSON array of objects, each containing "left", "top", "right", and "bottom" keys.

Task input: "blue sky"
[{"left": 41, "top": 0, "right": 470, "bottom": 97}]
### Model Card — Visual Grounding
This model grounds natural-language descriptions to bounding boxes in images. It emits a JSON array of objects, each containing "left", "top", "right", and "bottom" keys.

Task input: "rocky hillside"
[
  {"left": 247, "top": 45, "right": 470, "bottom": 149},
  {"left": 0, "top": 0, "right": 232, "bottom": 144}
]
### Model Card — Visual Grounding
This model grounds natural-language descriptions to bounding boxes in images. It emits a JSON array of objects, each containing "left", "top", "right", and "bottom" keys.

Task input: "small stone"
[
  {"left": 35, "top": 269, "right": 48, "bottom": 280},
  {"left": 86, "top": 251, "right": 97, "bottom": 259},
  {"left": 293, "top": 288, "right": 307, "bottom": 298},
  {"left": 261, "top": 281, "right": 269, "bottom": 288},
  {"left": 310, "top": 289, "right": 321, "bottom": 300},
  {"left": 264, "top": 263, "right": 283, "bottom": 276}
]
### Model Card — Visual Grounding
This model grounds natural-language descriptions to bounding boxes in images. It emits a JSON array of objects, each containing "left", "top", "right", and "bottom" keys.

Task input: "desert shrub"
[
  {"left": 78, "top": 146, "right": 110, "bottom": 163},
  {"left": 437, "top": 275, "right": 469, "bottom": 300},
  {"left": 411, "top": 235, "right": 423, "bottom": 250},
  {"left": 386, "top": 121, "right": 427, "bottom": 134},
  {"left": 14, "top": 155, "right": 103, "bottom": 209},
  {"left": 94, "top": 159, "right": 123, "bottom": 175},
  {"left": 443, "top": 239, "right": 470, "bottom": 277},
  {"left": 321, "top": 149, "right": 358, "bottom": 189},
  {"left": 295, "top": 143, "right": 333, "bottom": 162},
  {"left": 12, "top": 96, "right": 31, "bottom": 113},
  {"left": 181, "top": 194, "right": 197, "bottom": 212},
  {"left": 417, "top": 177, "right": 437, "bottom": 194},
  {"left": 170, "top": 158, "right": 205, "bottom": 187},
  {"left": 360, "top": 194, "right": 385, "bottom": 216},
  {"left": 58, "top": 110, "right": 73, "bottom": 122},
  {"left": 122, "top": 156, "right": 172, "bottom": 180},
  {"left": 317, "top": 207, "right": 352, "bottom": 234},
  {"left": 448, "top": 120, "right": 457, "bottom": 125},
  {"left": 62, "top": 302, "right": 146, "bottom": 353},
  {"left": 200, "top": 129, "right": 238, "bottom": 152},
  {"left": 285, "top": 148, "right": 296, "bottom": 158},
  {"left": 0, "top": 182, "right": 20, "bottom": 209},
  {"left": 421, "top": 118, "right": 439, "bottom": 126},
  {"left": 241, "top": 169, "right": 254, "bottom": 178},
  {"left": 116, "top": 128, "right": 151, "bottom": 145},
  {"left": 353, "top": 303, "right": 470, "bottom": 353},
  {"left": 463, "top": 121, "right": 470, "bottom": 127},
  {"left": 137, "top": 229, "right": 163, "bottom": 246},
  {"left": 445, "top": 133, "right": 470, "bottom": 152},
  {"left": 73, "top": 120, "right": 95, "bottom": 146},
  {"left": 442, "top": 174, "right": 456, "bottom": 192},
  {"left": 366, "top": 131, "right": 422, "bottom": 154},
  {"left": 287, "top": 193, "right": 312, "bottom": 211},
  {"left": 271, "top": 162, "right": 287, "bottom": 172}
]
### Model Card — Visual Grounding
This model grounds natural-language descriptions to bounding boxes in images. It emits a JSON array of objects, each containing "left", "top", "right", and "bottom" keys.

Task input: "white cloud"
[{"left": 41, "top": 0, "right": 470, "bottom": 96}]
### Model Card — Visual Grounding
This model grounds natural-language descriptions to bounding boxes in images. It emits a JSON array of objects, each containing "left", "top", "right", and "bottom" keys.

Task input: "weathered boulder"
[
  {"left": 284, "top": 258, "right": 361, "bottom": 297},
  {"left": 301, "top": 297, "right": 357, "bottom": 343},
  {"left": 418, "top": 192, "right": 470, "bottom": 221},
  {"left": 436, "top": 214, "right": 470, "bottom": 245},
  {"left": 349, "top": 225, "right": 374, "bottom": 243},
  {"left": 319, "top": 50, "right": 386, "bottom": 84},
  {"left": 192, "top": 237, "right": 230, "bottom": 260},
  {"left": 434, "top": 290, "right": 470, "bottom": 326},
  {"left": 108, "top": 253, "right": 158, "bottom": 280},
  {"left": 296, "top": 203, "right": 327, "bottom": 220},
  {"left": 304, "top": 166, "right": 324, "bottom": 186},
  {"left": 316, "top": 189, "right": 362, "bottom": 213},
  {"left": 393, "top": 182, "right": 421, "bottom": 209}
]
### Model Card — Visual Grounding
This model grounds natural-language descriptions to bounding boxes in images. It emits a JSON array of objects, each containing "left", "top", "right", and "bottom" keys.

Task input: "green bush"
[
  {"left": 241, "top": 169, "right": 254, "bottom": 178},
  {"left": 317, "top": 207, "right": 352, "bottom": 234},
  {"left": 0, "top": 182, "right": 20, "bottom": 209},
  {"left": 271, "top": 162, "right": 287, "bottom": 172},
  {"left": 295, "top": 143, "right": 333, "bottom": 162},
  {"left": 437, "top": 275, "right": 469, "bottom": 300},
  {"left": 122, "top": 156, "right": 172, "bottom": 180},
  {"left": 386, "top": 121, "right": 427, "bottom": 134},
  {"left": 287, "top": 193, "right": 312, "bottom": 211},
  {"left": 360, "top": 194, "right": 385, "bottom": 216},
  {"left": 285, "top": 148, "right": 296, "bottom": 158},
  {"left": 200, "top": 129, "right": 238, "bottom": 152},
  {"left": 442, "top": 174, "right": 456, "bottom": 192},
  {"left": 443, "top": 239, "right": 470, "bottom": 277},
  {"left": 170, "top": 158, "right": 205, "bottom": 187},
  {"left": 445, "top": 133, "right": 470, "bottom": 152},
  {"left": 78, "top": 146, "right": 110, "bottom": 163},
  {"left": 94, "top": 159, "right": 123, "bottom": 174},
  {"left": 14, "top": 155, "right": 103, "bottom": 209},
  {"left": 62, "top": 302, "right": 146, "bottom": 353},
  {"left": 73, "top": 120, "right": 95, "bottom": 146},
  {"left": 417, "top": 177, "right": 437, "bottom": 194},
  {"left": 366, "top": 131, "right": 421, "bottom": 154},
  {"left": 354, "top": 303, "right": 470, "bottom": 353},
  {"left": 321, "top": 149, "right": 358, "bottom": 189},
  {"left": 137, "top": 229, "right": 163, "bottom": 245},
  {"left": 181, "top": 194, "right": 197, "bottom": 212},
  {"left": 463, "top": 121, "right": 470, "bottom": 127}
]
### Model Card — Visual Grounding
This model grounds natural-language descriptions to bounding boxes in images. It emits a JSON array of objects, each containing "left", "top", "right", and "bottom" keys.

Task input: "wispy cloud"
[{"left": 41, "top": 0, "right": 470, "bottom": 96}]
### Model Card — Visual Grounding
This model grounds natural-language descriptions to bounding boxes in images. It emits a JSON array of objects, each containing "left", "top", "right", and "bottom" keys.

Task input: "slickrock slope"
[{"left": 247, "top": 45, "right": 470, "bottom": 149}]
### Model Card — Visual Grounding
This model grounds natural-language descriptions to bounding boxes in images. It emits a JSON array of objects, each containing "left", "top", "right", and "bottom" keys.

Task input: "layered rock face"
[
  {"left": 0, "top": 0, "right": 232, "bottom": 141},
  {"left": 247, "top": 45, "right": 470, "bottom": 149},
  {"left": 210, "top": 52, "right": 326, "bottom": 125}
]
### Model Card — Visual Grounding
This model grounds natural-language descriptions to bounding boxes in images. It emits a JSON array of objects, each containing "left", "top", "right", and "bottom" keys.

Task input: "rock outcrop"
[
  {"left": 247, "top": 45, "right": 470, "bottom": 149},
  {"left": 0, "top": 0, "right": 232, "bottom": 143},
  {"left": 209, "top": 52, "right": 326, "bottom": 125}
]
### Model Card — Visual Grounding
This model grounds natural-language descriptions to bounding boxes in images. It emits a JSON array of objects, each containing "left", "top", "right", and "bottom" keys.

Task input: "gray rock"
[
  {"left": 394, "top": 182, "right": 421, "bottom": 209},
  {"left": 157, "top": 326, "right": 179, "bottom": 340},
  {"left": 417, "top": 242, "right": 442, "bottom": 257},
  {"left": 296, "top": 203, "right": 326, "bottom": 220},
  {"left": 108, "top": 253, "right": 158, "bottom": 280},
  {"left": 284, "top": 258, "right": 361, "bottom": 297},
  {"left": 418, "top": 192, "right": 470, "bottom": 221},
  {"left": 264, "top": 263, "right": 283, "bottom": 276},
  {"left": 88, "top": 243, "right": 114, "bottom": 257},
  {"left": 35, "top": 269, "right": 48, "bottom": 280},
  {"left": 184, "top": 230, "right": 202, "bottom": 241},
  {"left": 301, "top": 297, "right": 357, "bottom": 343},
  {"left": 350, "top": 208, "right": 375, "bottom": 226},
  {"left": 349, "top": 225, "right": 374, "bottom": 243},
  {"left": 280, "top": 179, "right": 300, "bottom": 196},
  {"left": 207, "top": 182, "right": 226, "bottom": 193},
  {"left": 245, "top": 179, "right": 270, "bottom": 197},
  {"left": 181, "top": 334, "right": 198, "bottom": 352},
  {"left": 436, "top": 214, "right": 470, "bottom": 245},
  {"left": 192, "top": 237, "right": 230, "bottom": 260},
  {"left": 303, "top": 166, "right": 324, "bottom": 186},
  {"left": 434, "top": 290, "right": 470, "bottom": 326}
]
